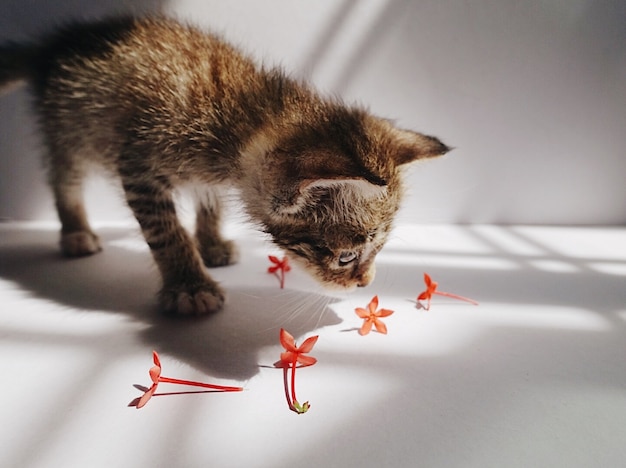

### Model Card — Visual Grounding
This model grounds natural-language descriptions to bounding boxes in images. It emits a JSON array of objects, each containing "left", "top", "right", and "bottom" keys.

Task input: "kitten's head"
[{"left": 244, "top": 105, "right": 449, "bottom": 290}]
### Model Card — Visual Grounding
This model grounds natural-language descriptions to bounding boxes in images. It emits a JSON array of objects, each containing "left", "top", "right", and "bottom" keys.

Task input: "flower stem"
[
  {"left": 433, "top": 291, "right": 479, "bottom": 306},
  {"left": 282, "top": 360, "right": 309, "bottom": 413},
  {"left": 282, "top": 366, "right": 294, "bottom": 408},
  {"left": 290, "top": 361, "right": 297, "bottom": 403},
  {"left": 158, "top": 376, "right": 243, "bottom": 392}
]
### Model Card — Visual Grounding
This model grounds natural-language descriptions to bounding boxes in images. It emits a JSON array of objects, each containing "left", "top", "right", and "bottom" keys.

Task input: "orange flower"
[
  {"left": 135, "top": 351, "right": 162, "bottom": 408},
  {"left": 268, "top": 255, "right": 291, "bottom": 289},
  {"left": 133, "top": 351, "right": 242, "bottom": 409},
  {"left": 417, "top": 273, "right": 439, "bottom": 311},
  {"left": 279, "top": 328, "right": 318, "bottom": 367},
  {"left": 276, "top": 328, "right": 318, "bottom": 414},
  {"left": 355, "top": 295, "right": 394, "bottom": 335},
  {"left": 417, "top": 273, "right": 478, "bottom": 311}
]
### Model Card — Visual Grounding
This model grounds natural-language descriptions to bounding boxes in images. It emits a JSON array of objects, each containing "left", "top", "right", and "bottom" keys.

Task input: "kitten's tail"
[{"left": 0, "top": 42, "right": 38, "bottom": 94}]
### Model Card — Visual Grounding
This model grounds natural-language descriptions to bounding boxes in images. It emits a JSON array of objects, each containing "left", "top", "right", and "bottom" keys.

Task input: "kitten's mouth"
[
  {"left": 319, "top": 281, "right": 359, "bottom": 293},
  {"left": 318, "top": 269, "right": 375, "bottom": 291},
  {"left": 283, "top": 252, "right": 373, "bottom": 292}
]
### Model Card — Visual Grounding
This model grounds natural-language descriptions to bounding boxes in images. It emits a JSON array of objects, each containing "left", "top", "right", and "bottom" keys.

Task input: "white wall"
[{"left": 1, "top": 0, "right": 624, "bottom": 224}]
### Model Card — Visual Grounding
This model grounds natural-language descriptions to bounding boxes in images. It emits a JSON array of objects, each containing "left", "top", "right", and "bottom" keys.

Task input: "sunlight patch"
[
  {"left": 0, "top": 279, "right": 144, "bottom": 337},
  {"left": 387, "top": 224, "right": 494, "bottom": 255},
  {"left": 108, "top": 237, "right": 149, "bottom": 252},
  {"left": 377, "top": 252, "right": 518, "bottom": 270},
  {"left": 471, "top": 225, "right": 545, "bottom": 256},
  {"left": 528, "top": 259, "right": 579, "bottom": 273},
  {"left": 588, "top": 262, "right": 626, "bottom": 276},
  {"left": 467, "top": 304, "right": 609, "bottom": 331},
  {"left": 513, "top": 226, "right": 626, "bottom": 261}
]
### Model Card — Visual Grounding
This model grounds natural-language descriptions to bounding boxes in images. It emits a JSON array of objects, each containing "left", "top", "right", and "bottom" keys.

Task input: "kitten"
[{"left": 0, "top": 16, "right": 449, "bottom": 315}]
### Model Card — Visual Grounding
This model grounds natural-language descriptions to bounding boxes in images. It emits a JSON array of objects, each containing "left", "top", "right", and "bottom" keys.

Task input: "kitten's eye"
[{"left": 338, "top": 251, "right": 358, "bottom": 266}]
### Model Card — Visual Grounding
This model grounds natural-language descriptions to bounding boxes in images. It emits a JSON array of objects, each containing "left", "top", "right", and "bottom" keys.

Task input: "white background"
[{"left": 1, "top": 0, "right": 625, "bottom": 225}]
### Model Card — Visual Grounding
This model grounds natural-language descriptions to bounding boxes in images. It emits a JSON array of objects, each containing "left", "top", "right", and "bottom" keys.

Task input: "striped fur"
[{"left": 0, "top": 16, "right": 449, "bottom": 315}]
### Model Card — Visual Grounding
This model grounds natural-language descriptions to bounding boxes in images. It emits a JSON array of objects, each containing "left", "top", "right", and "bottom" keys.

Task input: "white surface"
[
  {"left": 0, "top": 222, "right": 625, "bottom": 467},
  {"left": 1, "top": 0, "right": 625, "bottom": 224}
]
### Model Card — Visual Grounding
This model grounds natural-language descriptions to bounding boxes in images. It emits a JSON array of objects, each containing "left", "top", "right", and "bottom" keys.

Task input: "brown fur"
[{"left": 0, "top": 16, "right": 449, "bottom": 315}]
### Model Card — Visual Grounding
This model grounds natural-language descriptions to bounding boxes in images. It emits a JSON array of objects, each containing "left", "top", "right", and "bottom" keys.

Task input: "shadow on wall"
[
  {"left": 0, "top": 0, "right": 166, "bottom": 38},
  {"left": 0, "top": 0, "right": 167, "bottom": 220}
]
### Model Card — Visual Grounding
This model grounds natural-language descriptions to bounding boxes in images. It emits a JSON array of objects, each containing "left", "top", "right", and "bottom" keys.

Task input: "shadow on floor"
[{"left": 0, "top": 226, "right": 341, "bottom": 380}]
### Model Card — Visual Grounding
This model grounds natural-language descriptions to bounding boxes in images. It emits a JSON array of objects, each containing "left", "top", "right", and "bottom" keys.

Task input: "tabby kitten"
[{"left": 0, "top": 16, "right": 449, "bottom": 315}]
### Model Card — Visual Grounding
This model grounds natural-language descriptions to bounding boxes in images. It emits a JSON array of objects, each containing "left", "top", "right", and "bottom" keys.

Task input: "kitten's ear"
[
  {"left": 300, "top": 177, "right": 387, "bottom": 199},
  {"left": 268, "top": 145, "right": 389, "bottom": 216},
  {"left": 297, "top": 154, "right": 389, "bottom": 200},
  {"left": 276, "top": 177, "right": 387, "bottom": 216},
  {"left": 273, "top": 178, "right": 387, "bottom": 215},
  {"left": 391, "top": 128, "right": 452, "bottom": 166}
]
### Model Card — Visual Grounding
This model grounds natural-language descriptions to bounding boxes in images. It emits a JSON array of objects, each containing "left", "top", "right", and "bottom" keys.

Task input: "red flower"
[
  {"left": 417, "top": 273, "right": 439, "bottom": 311},
  {"left": 355, "top": 295, "right": 394, "bottom": 335},
  {"left": 135, "top": 351, "right": 162, "bottom": 408},
  {"left": 417, "top": 273, "right": 478, "bottom": 311},
  {"left": 133, "top": 351, "right": 242, "bottom": 409},
  {"left": 268, "top": 255, "right": 291, "bottom": 289},
  {"left": 279, "top": 328, "right": 318, "bottom": 367},
  {"left": 276, "top": 329, "right": 318, "bottom": 414}
]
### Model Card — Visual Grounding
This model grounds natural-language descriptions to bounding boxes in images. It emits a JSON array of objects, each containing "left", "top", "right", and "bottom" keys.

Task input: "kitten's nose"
[
  {"left": 356, "top": 276, "right": 372, "bottom": 287},
  {"left": 356, "top": 264, "right": 376, "bottom": 287}
]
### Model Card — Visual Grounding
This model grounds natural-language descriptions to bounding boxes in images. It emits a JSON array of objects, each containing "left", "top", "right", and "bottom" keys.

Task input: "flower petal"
[
  {"left": 136, "top": 383, "right": 158, "bottom": 409},
  {"left": 377, "top": 308, "right": 394, "bottom": 318},
  {"left": 296, "top": 355, "right": 318, "bottom": 367},
  {"left": 269, "top": 255, "right": 281, "bottom": 264},
  {"left": 423, "top": 273, "right": 432, "bottom": 287},
  {"left": 368, "top": 295, "right": 379, "bottom": 314},
  {"left": 418, "top": 291, "right": 430, "bottom": 301},
  {"left": 297, "top": 335, "right": 319, "bottom": 354},
  {"left": 152, "top": 350, "right": 161, "bottom": 368},
  {"left": 355, "top": 307, "right": 370, "bottom": 318},
  {"left": 359, "top": 319, "right": 373, "bottom": 336},
  {"left": 279, "top": 328, "right": 297, "bottom": 352},
  {"left": 280, "top": 351, "right": 297, "bottom": 364},
  {"left": 149, "top": 364, "right": 161, "bottom": 384},
  {"left": 373, "top": 318, "right": 388, "bottom": 335}
]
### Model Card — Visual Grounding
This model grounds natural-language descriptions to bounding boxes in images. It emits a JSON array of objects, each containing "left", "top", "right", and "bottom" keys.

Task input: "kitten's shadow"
[
  {"left": 0, "top": 226, "right": 341, "bottom": 380},
  {"left": 143, "top": 287, "right": 340, "bottom": 380}
]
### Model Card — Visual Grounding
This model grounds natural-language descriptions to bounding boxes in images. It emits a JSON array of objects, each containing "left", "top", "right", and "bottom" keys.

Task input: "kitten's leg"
[
  {"left": 48, "top": 154, "right": 101, "bottom": 257},
  {"left": 195, "top": 192, "right": 239, "bottom": 267},
  {"left": 121, "top": 176, "right": 224, "bottom": 315}
]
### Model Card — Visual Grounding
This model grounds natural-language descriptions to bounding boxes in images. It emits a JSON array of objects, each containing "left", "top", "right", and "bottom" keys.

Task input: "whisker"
[
  {"left": 312, "top": 294, "right": 333, "bottom": 330},
  {"left": 272, "top": 290, "right": 312, "bottom": 325}
]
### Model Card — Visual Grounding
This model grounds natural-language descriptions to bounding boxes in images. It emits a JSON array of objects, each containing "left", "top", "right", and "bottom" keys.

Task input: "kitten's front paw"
[
  {"left": 159, "top": 280, "right": 225, "bottom": 316},
  {"left": 199, "top": 240, "right": 240, "bottom": 267},
  {"left": 60, "top": 231, "right": 102, "bottom": 257}
]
